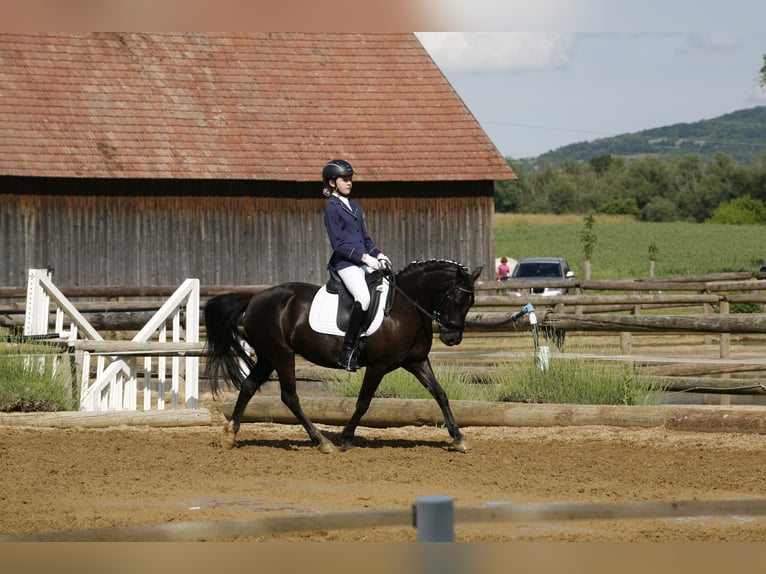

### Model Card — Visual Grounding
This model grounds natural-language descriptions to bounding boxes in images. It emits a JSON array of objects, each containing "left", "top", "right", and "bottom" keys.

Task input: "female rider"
[{"left": 322, "top": 159, "right": 391, "bottom": 371}]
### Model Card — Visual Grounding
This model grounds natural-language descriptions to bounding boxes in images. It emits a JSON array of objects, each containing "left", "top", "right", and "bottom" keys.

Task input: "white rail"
[{"left": 23, "top": 269, "right": 199, "bottom": 412}]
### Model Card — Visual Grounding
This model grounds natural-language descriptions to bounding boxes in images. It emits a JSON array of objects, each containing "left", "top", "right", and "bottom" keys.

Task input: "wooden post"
[
  {"left": 703, "top": 302, "right": 713, "bottom": 345},
  {"left": 620, "top": 331, "right": 632, "bottom": 355},
  {"left": 719, "top": 300, "right": 730, "bottom": 359}
]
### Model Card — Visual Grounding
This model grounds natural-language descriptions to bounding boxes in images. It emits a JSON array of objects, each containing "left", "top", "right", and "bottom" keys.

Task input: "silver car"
[{"left": 507, "top": 257, "right": 575, "bottom": 296}]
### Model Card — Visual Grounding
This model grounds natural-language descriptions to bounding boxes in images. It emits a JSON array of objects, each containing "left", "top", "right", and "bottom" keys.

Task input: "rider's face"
[{"left": 333, "top": 176, "right": 353, "bottom": 196}]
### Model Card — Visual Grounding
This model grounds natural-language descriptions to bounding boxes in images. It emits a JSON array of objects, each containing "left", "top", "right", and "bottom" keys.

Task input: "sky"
[
  {"left": 4, "top": 1, "right": 764, "bottom": 161},
  {"left": 415, "top": 1, "right": 766, "bottom": 159}
]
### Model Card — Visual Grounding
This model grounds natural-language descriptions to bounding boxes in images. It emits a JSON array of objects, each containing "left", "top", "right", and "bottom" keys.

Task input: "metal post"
[
  {"left": 414, "top": 495, "right": 454, "bottom": 542},
  {"left": 537, "top": 344, "right": 550, "bottom": 371}
]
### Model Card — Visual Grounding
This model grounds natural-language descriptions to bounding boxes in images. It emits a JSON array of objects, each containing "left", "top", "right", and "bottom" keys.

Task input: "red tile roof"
[{"left": 0, "top": 32, "right": 515, "bottom": 182}]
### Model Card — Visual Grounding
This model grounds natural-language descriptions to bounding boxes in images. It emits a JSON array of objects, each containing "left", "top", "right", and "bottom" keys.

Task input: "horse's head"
[
  {"left": 435, "top": 263, "right": 482, "bottom": 346},
  {"left": 394, "top": 260, "right": 479, "bottom": 346},
  {"left": 397, "top": 259, "right": 483, "bottom": 345}
]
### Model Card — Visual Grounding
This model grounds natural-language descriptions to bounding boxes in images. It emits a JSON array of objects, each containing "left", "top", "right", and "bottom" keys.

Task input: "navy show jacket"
[{"left": 324, "top": 194, "right": 381, "bottom": 272}]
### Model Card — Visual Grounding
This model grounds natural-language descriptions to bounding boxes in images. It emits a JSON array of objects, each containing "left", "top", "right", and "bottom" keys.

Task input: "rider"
[{"left": 322, "top": 159, "right": 391, "bottom": 371}]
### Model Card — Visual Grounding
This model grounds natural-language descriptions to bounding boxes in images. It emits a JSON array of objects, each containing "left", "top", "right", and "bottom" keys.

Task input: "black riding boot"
[{"left": 338, "top": 302, "right": 365, "bottom": 371}]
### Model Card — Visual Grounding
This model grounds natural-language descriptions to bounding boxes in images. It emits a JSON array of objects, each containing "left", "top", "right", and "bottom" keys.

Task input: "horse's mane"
[{"left": 398, "top": 259, "right": 469, "bottom": 280}]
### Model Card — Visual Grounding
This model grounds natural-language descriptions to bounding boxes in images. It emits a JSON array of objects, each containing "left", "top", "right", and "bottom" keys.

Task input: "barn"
[{"left": 0, "top": 32, "right": 515, "bottom": 288}]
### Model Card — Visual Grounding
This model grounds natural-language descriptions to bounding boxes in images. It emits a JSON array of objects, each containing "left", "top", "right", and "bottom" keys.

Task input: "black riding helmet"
[{"left": 322, "top": 159, "right": 354, "bottom": 185}]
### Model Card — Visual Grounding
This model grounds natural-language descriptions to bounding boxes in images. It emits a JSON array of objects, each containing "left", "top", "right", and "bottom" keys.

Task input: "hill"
[{"left": 531, "top": 105, "right": 766, "bottom": 166}]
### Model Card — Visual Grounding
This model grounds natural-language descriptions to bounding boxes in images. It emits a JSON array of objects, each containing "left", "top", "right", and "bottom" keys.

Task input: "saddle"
[
  {"left": 324, "top": 268, "right": 387, "bottom": 332},
  {"left": 308, "top": 267, "right": 392, "bottom": 337}
]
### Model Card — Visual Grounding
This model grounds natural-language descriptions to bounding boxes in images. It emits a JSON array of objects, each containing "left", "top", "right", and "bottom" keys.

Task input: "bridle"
[
  {"left": 383, "top": 266, "right": 472, "bottom": 331},
  {"left": 382, "top": 265, "right": 534, "bottom": 330}
]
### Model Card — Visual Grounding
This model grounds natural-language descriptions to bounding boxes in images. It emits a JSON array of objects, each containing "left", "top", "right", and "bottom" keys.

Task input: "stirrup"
[{"left": 338, "top": 345, "right": 359, "bottom": 372}]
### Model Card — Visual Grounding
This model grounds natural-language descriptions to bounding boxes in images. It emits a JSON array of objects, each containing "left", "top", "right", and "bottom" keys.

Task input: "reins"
[
  {"left": 382, "top": 266, "right": 465, "bottom": 330},
  {"left": 384, "top": 263, "right": 534, "bottom": 330},
  {"left": 463, "top": 303, "right": 534, "bottom": 328}
]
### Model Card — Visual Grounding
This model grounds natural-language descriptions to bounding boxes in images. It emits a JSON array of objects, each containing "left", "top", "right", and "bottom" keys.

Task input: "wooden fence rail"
[{"left": 3, "top": 272, "right": 765, "bottom": 403}]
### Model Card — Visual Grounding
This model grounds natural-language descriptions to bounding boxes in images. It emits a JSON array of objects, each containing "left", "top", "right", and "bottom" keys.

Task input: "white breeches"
[{"left": 337, "top": 265, "right": 372, "bottom": 311}]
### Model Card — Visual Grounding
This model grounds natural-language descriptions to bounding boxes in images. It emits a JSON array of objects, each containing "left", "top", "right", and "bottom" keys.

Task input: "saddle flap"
[{"left": 309, "top": 273, "right": 390, "bottom": 337}]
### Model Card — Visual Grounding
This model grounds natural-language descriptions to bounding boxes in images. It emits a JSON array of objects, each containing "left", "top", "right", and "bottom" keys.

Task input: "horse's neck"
[{"left": 397, "top": 270, "right": 451, "bottom": 308}]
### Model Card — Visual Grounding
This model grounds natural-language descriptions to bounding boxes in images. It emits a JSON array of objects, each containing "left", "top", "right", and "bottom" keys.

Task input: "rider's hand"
[
  {"left": 376, "top": 253, "right": 391, "bottom": 270},
  {"left": 363, "top": 254, "right": 380, "bottom": 270}
]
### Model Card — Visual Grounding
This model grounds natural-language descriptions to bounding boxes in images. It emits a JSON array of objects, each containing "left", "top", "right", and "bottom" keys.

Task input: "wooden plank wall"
[{"left": 0, "top": 184, "right": 494, "bottom": 288}]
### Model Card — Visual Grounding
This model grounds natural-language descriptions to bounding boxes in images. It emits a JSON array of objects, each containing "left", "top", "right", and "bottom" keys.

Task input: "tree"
[
  {"left": 494, "top": 158, "right": 526, "bottom": 212},
  {"left": 760, "top": 54, "right": 766, "bottom": 88},
  {"left": 579, "top": 214, "right": 597, "bottom": 279}
]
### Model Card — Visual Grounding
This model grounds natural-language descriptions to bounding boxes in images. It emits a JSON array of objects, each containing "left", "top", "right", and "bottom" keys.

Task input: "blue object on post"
[{"left": 414, "top": 495, "right": 455, "bottom": 542}]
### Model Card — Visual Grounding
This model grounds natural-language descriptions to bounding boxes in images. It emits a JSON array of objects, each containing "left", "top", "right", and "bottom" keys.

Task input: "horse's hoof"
[
  {"left": 340, "top": 441, "right": 354, "bottom": 452},
  {"left": 221, "top": 425, "right": 237, "bottom": 450},
  {"left": 449, "top": 439, "right": 470, "bottom": 453},
  {"left": 318, "top": 441, "right": 335, "bottom": 454}
]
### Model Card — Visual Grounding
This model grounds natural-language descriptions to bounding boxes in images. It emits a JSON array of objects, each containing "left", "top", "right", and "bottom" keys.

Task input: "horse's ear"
[{"left": 471, "top": 266, "right": 483, "bottom": 282}]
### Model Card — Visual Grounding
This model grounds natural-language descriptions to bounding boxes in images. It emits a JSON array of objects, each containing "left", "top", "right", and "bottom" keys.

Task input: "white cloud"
[
  {"left": 415, "top": 32, "right": 575, "bottom": 73},
  {"left": 430, "top": 0, "right": 766, "bottom": 33}
]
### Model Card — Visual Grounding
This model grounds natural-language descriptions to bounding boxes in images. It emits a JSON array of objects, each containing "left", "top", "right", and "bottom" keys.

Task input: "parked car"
[{"left": 506, "top": 257, "right": 575, "bottom": 297}]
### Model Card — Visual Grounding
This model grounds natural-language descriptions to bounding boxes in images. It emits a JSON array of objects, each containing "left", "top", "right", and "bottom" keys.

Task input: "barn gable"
[{"left": 0, "top": 33, "right": 515, "bottom": 287}]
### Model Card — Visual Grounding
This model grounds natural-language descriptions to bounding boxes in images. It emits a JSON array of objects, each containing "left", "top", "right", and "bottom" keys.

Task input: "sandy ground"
[{"left": 2, "top": 404, "right": 766, "bottom": 542}]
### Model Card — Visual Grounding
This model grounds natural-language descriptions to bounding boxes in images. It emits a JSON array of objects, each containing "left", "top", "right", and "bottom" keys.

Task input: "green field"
[{"left": 495, "top": 214, "right": 766, "bottom": 279}]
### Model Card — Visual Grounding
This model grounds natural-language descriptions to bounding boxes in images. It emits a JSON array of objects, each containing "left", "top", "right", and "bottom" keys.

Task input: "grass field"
[{"left": 495, "top": 214, "right": 766, "bottom": 279}]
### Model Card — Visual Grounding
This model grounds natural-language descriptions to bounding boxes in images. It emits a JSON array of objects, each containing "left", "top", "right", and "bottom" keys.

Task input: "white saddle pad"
[{"left": 308, "top": 278, "right": 390, "bottom": 337}]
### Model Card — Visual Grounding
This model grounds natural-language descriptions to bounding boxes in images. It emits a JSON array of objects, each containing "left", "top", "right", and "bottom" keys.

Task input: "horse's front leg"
[
  {"left": 340, "top": 367, "right": 385, "bottom": 451},
  {"left": 405, "top": 359, "right": 470, "bottom": 452}
]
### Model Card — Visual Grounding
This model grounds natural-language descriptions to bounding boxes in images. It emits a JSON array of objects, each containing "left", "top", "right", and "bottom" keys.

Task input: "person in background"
[
  {"left": 497, "top": 256, "right": 511, "bottom": 280},
  {"left": 322, "top": 159, "right": 391, "bottom": 371}
]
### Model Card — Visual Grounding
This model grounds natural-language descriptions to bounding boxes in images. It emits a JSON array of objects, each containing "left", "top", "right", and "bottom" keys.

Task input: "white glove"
[
  {"left": 363, "top": 255, "right": 380, "bottom": 270},
  {"left": 376, "top": 253, "right": 392, "bottom": 271}
]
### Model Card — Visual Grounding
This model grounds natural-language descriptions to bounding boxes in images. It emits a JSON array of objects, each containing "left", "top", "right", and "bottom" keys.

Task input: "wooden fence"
[{"left": 2, "top": 271, "right": 765, "bottom": 404}]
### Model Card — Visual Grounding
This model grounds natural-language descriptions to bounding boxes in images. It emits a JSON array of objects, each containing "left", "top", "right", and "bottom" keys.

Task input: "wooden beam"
[
  {"left": 543, "top": 313, "right": 766, "bottom": 333},
  {"left": 0, "top": 409, "right": 212, "bottom": 428},
  {"left": 225, "top": 396, "right": 766, "bottom": 434}
]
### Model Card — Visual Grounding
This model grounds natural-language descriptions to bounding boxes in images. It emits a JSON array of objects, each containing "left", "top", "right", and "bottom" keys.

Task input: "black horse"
[{"left": 203, "top": 259, "right": 482, "bottom": 453}]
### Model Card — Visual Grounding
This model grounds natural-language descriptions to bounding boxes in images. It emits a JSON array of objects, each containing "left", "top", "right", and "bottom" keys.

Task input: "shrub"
[
  {"left": 643, "top": 197, "right": 679, "bottom": 222},
  {"left": 326, "top": 358, "right": 663, "bottom": 406},
  {"left": 488, "top": 357, "right": 663, "bottom": 406},
  {"left": 598, "top": 198, "right": 641, "bottom": 218},
  {"left": 731, "top": 302, "right": 763, "bottom": 314},
  {"left": 706, "top": 195, "right": 766, "bottom": 225}
]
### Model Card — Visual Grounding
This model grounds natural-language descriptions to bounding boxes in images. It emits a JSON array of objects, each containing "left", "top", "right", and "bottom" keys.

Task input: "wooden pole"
[
  {"left": 225, "top": 396, "right": 766, "bottom": 434},
  {"left": 543, "top": 313, "right": 766, "bottom": 333},
  {"left": 0, "top": 408, "right": 212, "bottom": 428}
]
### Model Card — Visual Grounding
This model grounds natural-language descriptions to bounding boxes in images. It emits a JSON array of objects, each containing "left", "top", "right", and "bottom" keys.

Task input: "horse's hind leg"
[
  {"left": 405, "top": 359, "right": 470, "bottom": 452},
  {"left": 222, "top": 362, "right": 273, "bottom": 450}
]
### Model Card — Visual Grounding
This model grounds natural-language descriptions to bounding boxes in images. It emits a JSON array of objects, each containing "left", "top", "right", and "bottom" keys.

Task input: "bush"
[
  {"left": 706, "top": 195, "right": 766, "bottom": 225},
  {"left": 731, "top": 302, "right": 763, "bottom": 314},
  {"left": 326, "top": 358, "right": 663, "bottom": 406},
  {"left": 0, "top": 340, "right": 76, "bottom": 412},
  {"left": 643, "top": 197, "right": 679, "bottom": 222},
  {"left": 598, "top": 198, "right": 641, "bottom": 218},
  {"left": 488, "top": 357, "right": 663, "bottom": 406}
]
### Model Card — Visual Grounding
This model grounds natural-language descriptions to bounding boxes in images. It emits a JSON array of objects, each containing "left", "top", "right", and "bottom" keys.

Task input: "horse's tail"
[{"left": 203, "top": 292, "right": 256, "bottom": 397}]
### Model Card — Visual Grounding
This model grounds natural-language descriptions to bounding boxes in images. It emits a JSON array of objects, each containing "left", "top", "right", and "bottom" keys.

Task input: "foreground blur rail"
[{"left": 3, "top": 497, "right": 766, "bottom": 542}]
